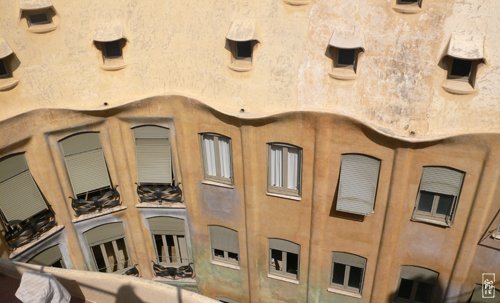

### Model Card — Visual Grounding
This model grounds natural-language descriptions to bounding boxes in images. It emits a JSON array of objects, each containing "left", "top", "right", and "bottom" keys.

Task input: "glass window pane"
[
  {"left": 397, "top": 278, "right": 413, "bottom": 299},
  {"left": 91, "top": 245, "right": 106, "bottom": 272},
  {"left": 154, "top": 235, "right": 165, "bottom": 263},
  {"left": 115, "top": 238, "right": 129, "bottom": 269},
  {"left": 270, "top": 146, "right": 283, "bottom": 187},
  {"left": 287, "top": 148, "right": 299, "bottom": 190},
  {"left": 436, "top": 194, "right": 454, "bottom": 216},
  {"left": 332, "top": 263, "right": 346, "bottom": 285},
  {"left": 104, "top": 242, "right": 116, "bottom": 272},
  {"left": 228, "top": 252, "right": 239, "bottom": 262},
  {"left": 415, "top": 282, "right": 433, "bottom": 302},
  {"left": 165, "top": 235, "right": 177, "bottom": 263},
  {"left": 418, "top": 191, "right": 434, "bottom": 213},
  {"left": 218, "top": 137, "right": 231, "bottom": 179},
  {"left": 214, "top": 249, "right": 225, "bottom": 258},
  {"left": 286, "top": 252, "right": 298, "bottom": 276},
  {"left": 270, "top": 249, "right": 283, "bottom": 271},
  {"left": 348, "top": 266, "right": 363, "bottom": 290},
  {"left": 203, "top": 135, "right": 217, "bottom": 177}
]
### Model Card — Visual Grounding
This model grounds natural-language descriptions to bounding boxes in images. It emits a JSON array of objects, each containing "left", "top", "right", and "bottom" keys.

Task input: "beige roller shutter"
[
  {"left": 269, "top": 238, "right": 299, "bottom": 254},
  {"left": 28, "top": 245, "right": 63, "bottom": 267},
  {"left": 133, "top": 126, "right": 172, "bottom": 184},
  {"left": 84, "top": 222, "right": 124, "bottom": 246},
  {"left": 60, "top": 133, "right": 111, "bottom": 195},
  {"left": 0, "top": 154, "right": 47, "bottom": 222},
  {"left": 209, "top": 226, "right": 239, "bottom": 254},
  {"left": 333, "top": 252, "right": 366, "bottom": 268},
  {"left": 337, "top": 154, "right": 380, "bottom": 216},
  {"left": 148, "top": 216, "right": 185, "bottom": 235},
  {"left": 420, "top": 167, "right": 464, "bottom": 196}
]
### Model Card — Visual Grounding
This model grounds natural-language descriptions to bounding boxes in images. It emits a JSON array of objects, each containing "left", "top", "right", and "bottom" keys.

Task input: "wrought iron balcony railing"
[
  {"left": 1, "top": 208, "right": 56, "bottom": 250},
  {"left": 152, "top": 261, "right": 194, "bottom": 280},
  {"left": 136, "top": 181, "right": 182, "bottom": 204},
  {"left": 70, "top": 186, "right": 121, "bottom": 217}
]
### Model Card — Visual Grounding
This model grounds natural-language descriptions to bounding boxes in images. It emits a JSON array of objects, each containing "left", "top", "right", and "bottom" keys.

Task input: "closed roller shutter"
[
  {"left": 209, "top": 226, "right": 239, "bottom": 254},
  {"left": 84, "top": 222, "right": 125, "bottom": 246},
  {"left": 337, "top": 154, "right": 380, "bottom": 216},
  {"left": 333, "top": 252, "right": 366, "bottom": 268},
  {"left": 420, "top": 167, "right": 464, "bottom": 196},
  {"left": 148, "top": 216, "right": 185, "bottom": 235},
  {"left": 0, "top": 154, "right": 47, "bottom": 222},
  {"left": 28, "top": 245, "right": 63, "bottom": 266},
  {"left": 60, "top": 133, "right": 111, "bottom": 195},
  {"left": 269, "top": 238, "right": 299, "bottom": 254},
  {"left": 133, "top": 126, "right": 172, "bottom": 184},
  {"left": 400, "top": 265, "right": 438, "bottom": 282}
]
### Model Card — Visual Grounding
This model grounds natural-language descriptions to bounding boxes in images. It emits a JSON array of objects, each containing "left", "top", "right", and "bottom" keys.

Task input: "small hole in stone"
[
  {"left": 409, "top": 131, "right": 416, "bottom": 136},
  {"left": 240, "top": 108, "right": 245, "bottom": 112},
  {"left": 104, "top": 102, "right": 109, "bottom": 106}
]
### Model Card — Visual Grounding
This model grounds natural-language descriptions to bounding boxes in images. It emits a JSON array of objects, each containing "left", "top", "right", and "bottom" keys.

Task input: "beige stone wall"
[
  {"left": 0, "top": 97, "right": 498, "bottom": 302},
  {"left": 0, "top": 1, "right": 499, "bottom": 139}
]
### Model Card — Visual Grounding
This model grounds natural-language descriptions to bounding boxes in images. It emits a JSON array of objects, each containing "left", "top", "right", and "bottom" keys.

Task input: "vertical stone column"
[
  {"left": 370, "top": 147, "right": 413, "bottom": 302},
  {"left": 102, "top": 117, "right": 154, "bottom": 279},
  {"left": 31, "top": 133, "right": 87, "bottom": 269}
]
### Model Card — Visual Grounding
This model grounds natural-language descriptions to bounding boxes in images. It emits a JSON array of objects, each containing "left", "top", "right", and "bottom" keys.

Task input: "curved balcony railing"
[
  {"left": 152, "top": 261, "right": 194, "bottom": 280},
  {"left": 136, "top": 182, "right": 182, "bottom": 204},
  {"left": 70, "top": 186, "right": 121, "bottom": 217},
  {"left": 1, "top": 208, "right": 56, "bottom": 250}
]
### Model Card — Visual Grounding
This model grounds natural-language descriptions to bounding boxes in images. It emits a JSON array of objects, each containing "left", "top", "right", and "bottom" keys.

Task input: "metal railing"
[
  {"left": 70, "top": 186, "right": 121, "bottom": 217},
  {"left": 136, "top": 181, "right": 182, "bottom": 204}
]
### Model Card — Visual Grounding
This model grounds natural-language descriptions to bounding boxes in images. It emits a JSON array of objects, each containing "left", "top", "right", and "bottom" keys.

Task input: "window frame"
[
  {"left": 412, "top": 166, "right": 464, "bottom": 226},
  {"left": 268, "top": 239, "right": 300, "bottom": 281},
  {"left": 200, "top": 133, "right": 233, "bottom": 185},
  {"left": 330, "top": 252, "right": 366, "bottom": 295},
  {"left": 395, "top": 266, "right": 438, "bottom": 303},
  {"left": 267, "top": 143, "right": 302, "bottom": 197},
  {"left": 89, "top": 236, "right": 130, "bottom": 273},
  {"left": 209, "top": 225, "right": 240, "bottom": 267}
]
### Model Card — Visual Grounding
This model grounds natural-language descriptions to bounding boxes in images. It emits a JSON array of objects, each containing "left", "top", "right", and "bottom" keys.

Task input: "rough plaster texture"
[{"left": 0, "top": 1, "right": 498, "bottom": 139}]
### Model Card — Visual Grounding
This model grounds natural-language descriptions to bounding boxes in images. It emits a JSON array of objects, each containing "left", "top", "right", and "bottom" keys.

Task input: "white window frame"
[
  {"left": 200, "top": 133, "right": 233, "bottom": 185},
  {"left": 267, "top": 143, "right": 302, "bottom": 197},
  {"left": 330, "top": 252, "right": 366, "bottom": 295},
  {"left": 90, "top": 237, "right": 130, "bottom": 274},
  {"left": 269, "top": 239, "right": 300, "bottom": 280},
  {"left": 209, "top": 226, "right": 239, "bottom": 266},
  {"left": 412, "top": 166, "right": 464, "bottom": 226},
  {"left": 152, "top": 233, "right": 189, "bottom": 266}
]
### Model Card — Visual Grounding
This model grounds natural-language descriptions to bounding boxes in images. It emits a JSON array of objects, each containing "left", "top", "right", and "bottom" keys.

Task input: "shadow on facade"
[
  {"left": 115, "top": 284, "right": 142, "bottom": 303},
  {"left": 328, "top": 178, "right": 365, "bottom": 222},
  {"left": 386, "top": 278, "right": 444, "bottom": 303}
]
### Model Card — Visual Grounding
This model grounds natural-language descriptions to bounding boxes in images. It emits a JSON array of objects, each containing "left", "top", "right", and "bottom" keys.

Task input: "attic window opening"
[
  {"left": 441, "top": 34, "right": 484, "bottom": 95},
  {"left": 93, "top": 24, "right": 127, "bottom": 71},
  {"left": 0, "top": 39, "right": 19, "bottom": 90},
  {"left": 226, "top": 19, "right": 258, "bottom": 72},
  {"left": 20, "top": 1, "right": 58, "bottom": 33},
  {"left": 393, "top": 0, "right": 422, "bottom": 13}
]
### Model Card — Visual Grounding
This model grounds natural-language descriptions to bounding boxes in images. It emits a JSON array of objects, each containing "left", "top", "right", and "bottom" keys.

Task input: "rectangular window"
[
  {"left": 413, "top": 166, "right": 464, "bottom": 226},
  {"left": 201, "top": 134, "right": 232, "bottom": 184},
  {"left": 396, "top": 266, "right": 438, "bottom": 303},
  {"left": 148, "top": 216, "right": 189, "bottom": 265},
  {"left": 268, "top": 144, "right": 301, "bottom": 197},
  {"left": 330, "top": 252, "right": 366, "bottom": 294},
  {"left": 336, "top": 154, "right": 380, "bottom": 215},
  {"left": 60, "top": 133, "right": 112, "bottom": 199},
  {"left": 27, "top": 245, "right": 65, "bottom": 268},
  {"left": 134, "top": 126, "right": 173, "bottom": 185},
  {"left": 269, "top": 239, "right": 300, "bottom": 280},
  {"left": 0, "top": 154, "right": 48, "bottom": 223},
  {"left": 84, "top": 222, "right": 131, "bottom": 274},
  {"left": 209, "top": 226, "right": 239, "bottom": 266}
]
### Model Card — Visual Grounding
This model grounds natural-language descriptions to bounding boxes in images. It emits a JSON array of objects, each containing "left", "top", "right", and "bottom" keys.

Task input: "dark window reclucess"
[
  {"left": 236, "top": 41, "right": 252, "bottom": 58},
  {"left": 450, "top": 59, "right": 472, "bottom": 77}
]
